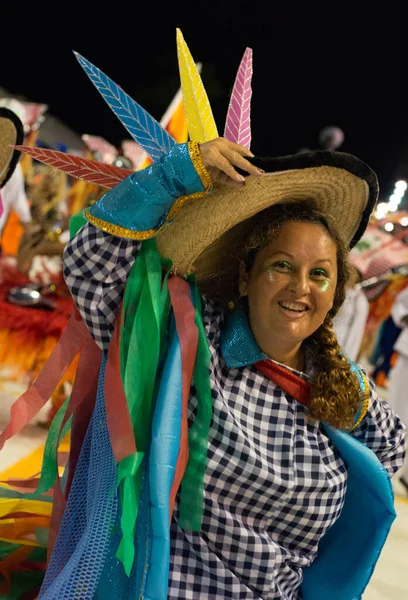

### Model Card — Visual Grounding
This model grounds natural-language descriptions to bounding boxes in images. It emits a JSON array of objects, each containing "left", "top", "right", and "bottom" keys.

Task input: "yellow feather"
[{"left": 176, "top": 29, "right": 218, "bottom": 143}]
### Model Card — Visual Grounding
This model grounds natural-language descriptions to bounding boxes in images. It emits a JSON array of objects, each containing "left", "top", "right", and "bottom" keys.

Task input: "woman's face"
[{"left": 240, "top": 221, "right": 338, "bottom": 352}]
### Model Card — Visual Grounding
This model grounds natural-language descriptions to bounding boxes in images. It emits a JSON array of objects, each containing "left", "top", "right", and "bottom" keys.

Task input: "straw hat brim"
[
  {"left": 156, "top": 150, "right": 378, "bottom": 299},
  {"left": 0, "top": 107, "right": 24, "bottom": 188}
]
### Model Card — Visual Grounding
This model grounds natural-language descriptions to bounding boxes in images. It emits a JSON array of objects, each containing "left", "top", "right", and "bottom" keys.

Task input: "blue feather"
[{"left": 73, "top": 51, "right": 176, "bottom": 163}]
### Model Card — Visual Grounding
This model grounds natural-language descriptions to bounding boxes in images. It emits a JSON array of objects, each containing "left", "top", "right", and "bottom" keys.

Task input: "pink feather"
[
  {"left": 14, "top": 146, "right": 133, "bottom": 188},
  {"left": 121, "top": 140, "right": 145, "bottom": 170},
  {"left": 224, "top": 48, "right": 253, "bottom": 149}
]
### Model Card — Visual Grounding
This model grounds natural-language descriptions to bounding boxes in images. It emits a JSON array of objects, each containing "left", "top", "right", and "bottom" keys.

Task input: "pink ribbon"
[
  {"left": 48, "top": 324, "right": 102, "bottom": 561},
  {"left": 0, "top": 308, "right": 86, "bottom": 450},
  {"left": 104, "top": 304, "right": 137, "bottom": 463}
]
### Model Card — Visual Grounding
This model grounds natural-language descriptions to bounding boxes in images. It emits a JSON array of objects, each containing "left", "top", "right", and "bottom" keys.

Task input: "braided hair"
[{"left": 241, "top": 200, "right": 360, "bottom": 430}]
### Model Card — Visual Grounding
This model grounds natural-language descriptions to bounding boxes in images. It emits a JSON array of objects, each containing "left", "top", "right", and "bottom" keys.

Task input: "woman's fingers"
[
  {"left": 224, "top": 149, "right": 264, "bottom": 178},
  {"left": 213, "top": 170, "right": 246, "bottom": 188},
  {"left": 200, "top": 138, "right": 264, "bottom": 185},
  {"left": 221, "top": 139, "right": 254, "bottom": 158},
  {"left": 214, "top": 154, "right": 248, "bottom": 183}
]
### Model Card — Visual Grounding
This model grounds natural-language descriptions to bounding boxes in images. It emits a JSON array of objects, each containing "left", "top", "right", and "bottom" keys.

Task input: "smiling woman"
[
  {"left": 237, "top": 200, "right": 361, "bottom": 429},
  {"left": 1, "top": 31, "right": 406, "bottom": 600},
  {"left": 242, "top": 221, "right": 337, "bottom": 361},
  {"left": 55, "top": 139, "right": 406, "bottom": 600}
]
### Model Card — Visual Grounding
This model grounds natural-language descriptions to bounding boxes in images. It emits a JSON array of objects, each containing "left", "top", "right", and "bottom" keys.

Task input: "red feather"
[{"left": 13, "top": 145, "right": 133, "bottom": 188}]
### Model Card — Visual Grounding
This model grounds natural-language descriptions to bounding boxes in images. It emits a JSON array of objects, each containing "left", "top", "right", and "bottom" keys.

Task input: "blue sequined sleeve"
[{"left": 86, "top": 141, "right": 211, "bottom": 239}]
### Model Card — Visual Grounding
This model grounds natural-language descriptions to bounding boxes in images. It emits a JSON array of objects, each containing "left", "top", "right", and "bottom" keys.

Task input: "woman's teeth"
[{"left": 279, "top": 302, "right": 308, "bottom": 312}]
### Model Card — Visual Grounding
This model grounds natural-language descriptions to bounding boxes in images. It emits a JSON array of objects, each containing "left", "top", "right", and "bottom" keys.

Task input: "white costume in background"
[
  {"left": 0, "top": 163, "right": 31, "bottom": 237},
  {"left": 333, "top": 285, "right": 369, "bottom": 361},
  {"left": 388, "top": 285, "right": 408, "bottom": 483},
  {"left": 388, "top": 286, "right": 408, "bottom": 427}
]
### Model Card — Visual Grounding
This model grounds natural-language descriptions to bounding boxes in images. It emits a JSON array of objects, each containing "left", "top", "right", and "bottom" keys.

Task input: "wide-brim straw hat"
[
  {"left": 156, "top": 149, "right": 379, "bottom": 299},
  {"left": 0, "top": 107, "right": 24, "bottom": 188}
]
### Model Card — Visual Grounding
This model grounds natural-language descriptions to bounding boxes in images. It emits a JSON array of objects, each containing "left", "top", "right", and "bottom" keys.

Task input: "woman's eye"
[
  {"left": 272, "top": 261, "right": 291, "bottom": 270},
  {"left": 311, "top": 268, "right": 327, "bottom": 278}
]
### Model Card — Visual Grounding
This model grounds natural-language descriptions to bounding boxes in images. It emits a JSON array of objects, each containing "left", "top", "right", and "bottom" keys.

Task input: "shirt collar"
[
  {"left": 219, "top": 304, "right": 314, "bottom": 382},
  {"left": 219, "top": 305, "right": 268, "bottom": 368}
]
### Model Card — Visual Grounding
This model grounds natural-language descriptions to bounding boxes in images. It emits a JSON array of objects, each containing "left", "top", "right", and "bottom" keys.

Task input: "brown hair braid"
[
  {"left": 307, "top": 316, "right": 359, "bottom": 429},
  {"left": 241, "top": 200, "right": 361, "bottom": 430}
]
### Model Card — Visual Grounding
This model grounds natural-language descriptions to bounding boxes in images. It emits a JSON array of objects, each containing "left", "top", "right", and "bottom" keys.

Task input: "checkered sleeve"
[
  {"left": 350, "top": 374, "right": 407, "bottom": 476},
  {"left": 63, "top": 222, "right": 141, "bottom": 350}
]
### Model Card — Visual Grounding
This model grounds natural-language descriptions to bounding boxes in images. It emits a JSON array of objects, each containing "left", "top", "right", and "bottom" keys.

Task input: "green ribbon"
[
  {"left": 2, "top": 571, "right": 45, "bottom": 600},
  {"left": 69, "top": 209, "right": 88, "bottom": 238},
  {"left": 0, "top": 544, "right": 47, "bottom": 599},
  {"left": 0, "top": 542, "right": 21, "bottom": 560},
  {"left": 116, "top": 243, "right": 214, "bottom": 572},
  {"left": 26, "top": 397, "right": 72, "bottom": 498},
  {"left": 116, "top": 239, "right": 171, "bottom": 574}
]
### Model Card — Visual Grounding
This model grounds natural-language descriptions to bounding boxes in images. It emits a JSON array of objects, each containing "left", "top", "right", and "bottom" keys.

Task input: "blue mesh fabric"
[
  {"left": 95, "top": 457, "right": 152, "bottom": 600},
  {"left": 39, "top": 354, "right": 119, "bottom": 599}
]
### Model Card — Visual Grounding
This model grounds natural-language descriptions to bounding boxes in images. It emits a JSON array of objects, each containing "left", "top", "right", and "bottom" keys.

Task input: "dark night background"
[{"left": 2, "top": 8, "right": 408, "bottom": 208}]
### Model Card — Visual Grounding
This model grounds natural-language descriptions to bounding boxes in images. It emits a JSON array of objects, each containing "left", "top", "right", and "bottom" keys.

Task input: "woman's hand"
[{"left": 199, "top": 137, "right": 264, "bottom": 188}]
